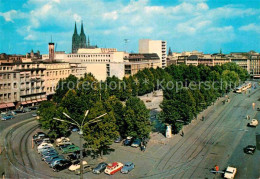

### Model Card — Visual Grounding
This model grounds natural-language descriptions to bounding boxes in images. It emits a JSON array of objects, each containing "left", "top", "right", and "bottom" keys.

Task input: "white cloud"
[
  {"left": 73, "top": 14, "right": 82, "bottom": 23},
  {"left": 0, "top": 10, "right": 17, "bottom": 22},
  {"left": 239, "top": 23, "right": 260, "bottom": 33},
  {"left": 103, "top": 11, "right": 118, "bottom": 20},
  {"left": 24, "top": 34, "right": 36, "bottom": 40}
]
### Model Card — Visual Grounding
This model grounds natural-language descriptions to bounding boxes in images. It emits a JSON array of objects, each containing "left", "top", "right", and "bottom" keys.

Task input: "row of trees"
[{"left": 38, "top": 62, "right": 248, "bottom": 156}]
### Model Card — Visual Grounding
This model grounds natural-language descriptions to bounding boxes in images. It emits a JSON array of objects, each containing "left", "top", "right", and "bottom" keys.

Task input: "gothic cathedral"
[{"left": 72, "top": 21, "right": 91, "bottom": 53}]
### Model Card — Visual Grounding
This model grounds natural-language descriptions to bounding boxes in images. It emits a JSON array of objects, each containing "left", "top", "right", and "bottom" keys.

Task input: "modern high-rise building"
[{"left": 139, "top": 39, "right": 167, "bottom": 68}]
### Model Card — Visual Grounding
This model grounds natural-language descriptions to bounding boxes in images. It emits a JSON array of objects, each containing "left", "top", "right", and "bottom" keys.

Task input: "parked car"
[
  {"left": 61, "top": 145, "right": 80, "bottom": 154},
  {"left": 24, "top": 107, "right": 31, "bottom": 112},
  {"left": 114, "top": 136, "right": 123, "bottom": 143},
  {"left": 40, "top": 148, "right": 57, "bottom": 155},
  {"left": 123, "top": 137, "right": 133, "bottom": 146},
  {"left": 92, "top": 162, "right": 108, "bottom": 174},
  {"left": 14, "top": 109, "right": 25, "bottom": 113},
  {"left": 38, "top": 146, "right": 55, "bottom": 153},
  {"left": 121, "top": 162, "right": 135, "bottom": 174},
  {"left": 32, "top": 113, "right": 38, "bottom": 117},
  {"left": 33, "top": 132, "right": 47, "bottom": 141},
  {"left": 104, "top": 162, "right": 123, "bottom": 175},
  {"left": 131, "top": 139, "right": 141, "bottom": 148},
  {"left": 44, "top": 154, "right": 59, "bottom": 163},
  {"left": 75, "top": 165, "right": 92, "bottom": 175},
  {"left": 29, "top": 106, "right": 38, "bottom": 110},
  {"left": 67, "top": 153, "right": 80, "bottom": 161},
  {"left": 56, "top": 137, "right": 70, "bottom": 143},
  {"left": 7, "top": 111, "right": 16, "bottom": 116},
  {"left": 224, "top": 166, "right": 237, "bottom": 179},
  {"left": 58, "top": 142, "right": 73, "bottom": 149},
  {"left": 244, "top": 145, "right": 256, "bottom": 154},
  {"left": 50, "top": 158, "right": 67, "bottom": 168},
  {"left": 1, "top": 114, "right": 14, "bottom": 121},
  {"left": 45, "top": 155, "right": 64, "bottom": 164},
  {"left": 37, "top": 143, "right": 53, "bottom": 150},
  {"left": 42, "top": 152, "right": 58, "bottom": 160},
  {"left": 53, "top": 160, "right": 72, "bottom": 172},
  {"left": 68, "top": 160, "right": 88, "bottom": 171}
]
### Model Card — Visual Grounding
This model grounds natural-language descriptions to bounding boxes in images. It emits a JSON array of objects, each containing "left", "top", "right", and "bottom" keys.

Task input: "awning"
[
  {"left": 32, "top": 100, "right": 37, "bottom": 103},
  {"left": 0, "top": 104, "right": 7, "bottom": 109},
  {"left": 37, "top": 99, "right": 42, "bottom": 102},
  {"left": 21, "top": 101, "right": 27, "bottom": 105},
  {"left": 6, "top": 103, "right": 15, "bottom": 107},
  {"left": 26, "top": 100, "right": 32, "bottom": 104},
  {"left": 41, "top": 98, "right": 47, "bottom": 101}
]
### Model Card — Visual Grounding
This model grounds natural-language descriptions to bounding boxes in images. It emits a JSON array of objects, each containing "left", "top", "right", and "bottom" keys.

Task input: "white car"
[
  {"left": 224, "top": 166, "right": 237, "bottom": 179},
  {"left": 104, "top": 162, "right": 124, "bottom": 175},
  {"left": 38, "top": 146, "right": 54, "bottom": 153},
  {"left": 247, "top": 119, "right": 258, "bottom": 127},
  {"left": 68, "top": 160, "right": 88, "bottom": 171},
  {"left": 56, "top": 137, "right": 70, "bottom": 143},
  {"left": 37, "top": 143, "right": 53, "bottom": 150}
]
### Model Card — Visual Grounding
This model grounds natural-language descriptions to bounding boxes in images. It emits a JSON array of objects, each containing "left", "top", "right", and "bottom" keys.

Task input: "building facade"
[{"left": 139, "top": 39, "right": 167, "bottom": 68}]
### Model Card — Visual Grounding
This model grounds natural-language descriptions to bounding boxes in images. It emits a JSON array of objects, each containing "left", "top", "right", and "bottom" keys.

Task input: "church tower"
[
  {"left": 79, "top": 21, "right": 86, "bottom": 48},
  {"left": 72, "top": 22, "right": 79, "bottom": 53}
]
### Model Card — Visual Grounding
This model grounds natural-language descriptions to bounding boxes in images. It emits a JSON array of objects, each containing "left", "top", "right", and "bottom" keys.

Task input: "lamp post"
[{"left": 53, "top": 111, "right": 107, "bottom": 179}]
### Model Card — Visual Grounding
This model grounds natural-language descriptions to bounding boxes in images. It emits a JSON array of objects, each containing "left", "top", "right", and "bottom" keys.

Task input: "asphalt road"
[{"left": 1, "top": 85, "right": 259, "bottom": 179}]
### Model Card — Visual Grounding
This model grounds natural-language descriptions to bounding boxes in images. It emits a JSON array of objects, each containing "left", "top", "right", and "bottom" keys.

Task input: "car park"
[
  {"left": 244, "top": 145, "right": 256, "bottom": 154},
  {"left": 53, "top": 160, "right": 72, "bottom": 172},
  {"left": 104, "top": 162, "right": 123, "bottom": 175},
  {"left": 123, "top": 137, "right": 133, "bottom": 146},
  {"left": 121, "top": 162, "right": 135, "bottom": 174},
  {"left": 24, "top": 107, "right": 31, "bottom": 112},
  {"left": 131, "top": 139, "right": 141, "bottom": 148},
  {"left": 14, "top": 109, "right": 25, "bottom": 113},
  {"left": 68, "top": 160, "right": 88, "bottom": 171},
  {"left": 41, "top": 149, "right": 58, "bottom": 157},
  {"left": 61, "top": 145, "right": 80, "bottom": 154},
  {"left": 92, "top": 162, "right": 108, "bottom": 174},
  {"left": 75, "top": 165, "right": 92, "bottom": 175},
  {"left": 224, "top": 166, "right": 237, "bottom": 179}
]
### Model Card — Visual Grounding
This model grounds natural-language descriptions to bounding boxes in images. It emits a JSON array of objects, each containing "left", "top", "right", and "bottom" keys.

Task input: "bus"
[{"left": 235, "top": 83, "right": 251, "bottom": 93}]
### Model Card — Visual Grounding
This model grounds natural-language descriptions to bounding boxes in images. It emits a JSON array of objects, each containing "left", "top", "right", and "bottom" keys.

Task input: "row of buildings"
[
  {"left": 167, "top": 50, "right": 260, "bottom": 78},
  {"left": 0, "top": 22, "right": 259, "bottom": 111}
]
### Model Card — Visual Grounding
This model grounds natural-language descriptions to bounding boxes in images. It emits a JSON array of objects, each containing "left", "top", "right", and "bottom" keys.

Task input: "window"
[{"left": 13, "top": 73, "right": 16, "bottom": 78}]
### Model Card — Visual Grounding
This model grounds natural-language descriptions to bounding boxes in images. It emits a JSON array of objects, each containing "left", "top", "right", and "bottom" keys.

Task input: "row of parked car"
[
  {"left": 1, "top": 106, "right": 38, "bottom": 121},
  {"left": 33, "top": 132, "right": 135, "bottom": 175}
]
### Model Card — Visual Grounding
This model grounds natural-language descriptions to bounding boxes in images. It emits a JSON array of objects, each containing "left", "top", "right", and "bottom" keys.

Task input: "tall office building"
[{"left": 139, "top": 39, "right": 167, "bottom": 68}]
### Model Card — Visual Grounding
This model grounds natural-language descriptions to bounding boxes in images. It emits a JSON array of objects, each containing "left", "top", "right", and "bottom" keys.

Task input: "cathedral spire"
[
  {"left": 80, "top": 21, "right": 85, "bottom": 35},
  {"left": 87, "top": 36, "right": 90, "bottom": 47},
  {"left": 74, "top": 22, "right": 78, "bottom": 34}
]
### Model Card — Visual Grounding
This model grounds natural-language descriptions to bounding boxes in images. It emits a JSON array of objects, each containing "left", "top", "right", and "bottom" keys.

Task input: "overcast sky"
[{"left": 0, "top": 0, "right": 260, "bottom": 54}]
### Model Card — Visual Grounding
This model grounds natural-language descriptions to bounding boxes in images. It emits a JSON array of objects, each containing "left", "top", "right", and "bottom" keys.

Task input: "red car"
[{"left": 104, "top": 162, "right": 123, "bottom": 175}]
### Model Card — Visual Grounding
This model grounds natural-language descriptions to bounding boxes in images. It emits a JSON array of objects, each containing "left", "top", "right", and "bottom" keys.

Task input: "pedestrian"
[
  {"left": 181, "top": 131, "right": 184, "bottom": 137},
  {"left": 215, "top": 165, "right": 219, "bottom": 172},
  {"left": 143, "top": 145, "right": 146, "bottom": 152}
]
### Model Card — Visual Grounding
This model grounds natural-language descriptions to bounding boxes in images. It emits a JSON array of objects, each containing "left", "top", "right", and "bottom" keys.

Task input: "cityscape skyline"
[{"left": 0, "top": 0, "right": 260, "bottom": 54}]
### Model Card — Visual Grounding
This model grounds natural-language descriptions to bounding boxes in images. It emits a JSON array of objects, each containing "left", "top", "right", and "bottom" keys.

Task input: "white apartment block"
[{"left": 139, "top": 39, "right": 167, "bottom": 68}]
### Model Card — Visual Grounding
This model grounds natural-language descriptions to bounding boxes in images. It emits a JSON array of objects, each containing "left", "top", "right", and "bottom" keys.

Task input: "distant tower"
[
  {"left": 49, "top": 42, "right": 55, "bottom": 62},
  {"left": 168, "top": 47, "right": 172, "bottom": 56},
  {"left": 79, "top": 21, "right": 86, "bottom": 48},
  {"left": 87, "top": 36, "right": 90, "bottom": 47},
  {"left": 72, "top": 22, "right": 80, "bottom": 53}
]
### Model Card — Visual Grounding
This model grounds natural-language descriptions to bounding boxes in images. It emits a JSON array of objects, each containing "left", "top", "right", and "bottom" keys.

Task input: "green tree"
[
  {"left": 124, "top": 97, "right": 151, "bottom": 138},
  {"left": 83, "top": 101, "right": 118, "bottom": 158}
]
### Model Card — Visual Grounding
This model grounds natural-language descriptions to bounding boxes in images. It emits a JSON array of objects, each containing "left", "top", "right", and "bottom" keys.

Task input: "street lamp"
[{"left": 53, "top": 111, "right": 107, "bottom": 179}]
